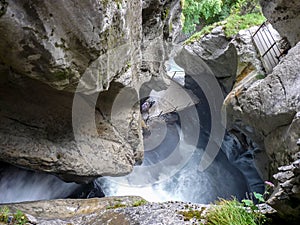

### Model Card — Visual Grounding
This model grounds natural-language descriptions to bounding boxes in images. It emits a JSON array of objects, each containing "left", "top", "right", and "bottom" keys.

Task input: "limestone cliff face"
[
  {"left": 177, "top": 13, "right": 299, "bottom": 220},
  {"left": 0, "top": 0, "right": 181, "bottom": 181},
  {"left": 260, "top": 0, "right": 300, "bottom": 47},
  {"left": 141, "top": 0, "right": 182, "bottom": 94},
  {"left": 224, "top": 39, "right": 300, "bottom": 222},
  {"left": 0, "top": 0, "right": 141, "bottom": 93}
]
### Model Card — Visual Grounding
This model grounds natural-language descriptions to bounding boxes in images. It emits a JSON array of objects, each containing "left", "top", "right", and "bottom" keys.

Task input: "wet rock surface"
[
  {"left": 0, "top": 0, "right": 145, "bottom": 181},
  {"left": 183, "top": 26, "right": 238, "bottom": 94},
  {"left": 224, "top": 42, "right": 300, "bottom": 154}
]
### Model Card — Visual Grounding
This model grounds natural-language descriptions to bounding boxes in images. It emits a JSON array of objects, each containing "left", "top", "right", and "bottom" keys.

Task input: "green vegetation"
[
  {"left": 223, "top": 12, "right": 265, "bottom": 37},
  {"left": 205, "top": 198, "right": 267, "bottom": 225},
  {"left": 106, "top": 198, "right": 148, "bottom": 209},
  {"left": 0, "top": 207, "right": 28, "bottom": 225},
  {"left": 181, "top": 0, "right": 226, "bottom": 34},
  {"left": 13, "top": 210, "right": 28, "bottom": 225},
  {"left": 256, "top": 74, "right": 266, "bottom": 79},
  {"left": 184, "top": 21, "right": 224, "bottom": 44},
  {"left": 182, "top": 0, "right": 266, "bottom": 42},
  {"left": 132, "top": 199, "right": 147, "bottom": 207},
  {"left": 178, "top": 208, "right": 204, "bottom": 221},
  {"left": 106, "top": 198, "right": 126, "bottom": 209},
  {"left": 0, "top": 206, "right": 10, "bottom": 223},
  {"left": 106, "top": 202, "right": 126, "bottom": 209},
  {"left": 178, "top": 182, "right": 275, "bottom": 225},
  {"left": 203, "top": 183, "right": 274, "bottom": 225}
]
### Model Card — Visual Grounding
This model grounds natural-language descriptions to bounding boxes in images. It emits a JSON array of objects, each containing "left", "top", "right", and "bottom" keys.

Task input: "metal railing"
[{"left": 251, "top": 21, "right": 285, "bottom": 74}]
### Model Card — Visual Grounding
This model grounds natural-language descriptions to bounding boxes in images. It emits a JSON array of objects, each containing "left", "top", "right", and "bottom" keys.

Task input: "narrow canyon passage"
[{"left": 0, "top": 61, "right": 264, "bottom": 205}]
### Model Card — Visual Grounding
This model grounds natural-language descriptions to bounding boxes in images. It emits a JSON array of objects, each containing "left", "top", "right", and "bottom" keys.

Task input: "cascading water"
[
  {"left": 0, "top": 163, "right": 81, "bottom": 203},
  {"left": 98, "top": 59, "right": 264, "bottom": 203},
  {"left": 0, "top": 59, "right": 264, "bottom": 205}
]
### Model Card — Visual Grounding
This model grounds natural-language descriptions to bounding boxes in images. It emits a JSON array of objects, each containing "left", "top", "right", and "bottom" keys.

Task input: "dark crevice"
[
  {"left": 4, "top": 116, "right": 42, "bottom": 130},
  {"left": 276, "top": 74, "right": 287, "bottom": 98}
]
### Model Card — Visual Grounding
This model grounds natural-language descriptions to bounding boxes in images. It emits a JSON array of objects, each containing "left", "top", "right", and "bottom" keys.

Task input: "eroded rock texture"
[
  {"left": 141, "top": 0, "right": 182, "bottom": 94},
  {"left": 268, "top": 158, "right": 300, "bottom": 222},
  {"left": 182, "top": 26, "right": 238, "bottom": 95},
  {"left": 260, "top": 0, "right": 300, "bottom": 47},
  {"left": 0, "top": 0, "right": 181, "bottom": 181},
  {"left": 2, "top": 196, "right": 210, "bottom": 225},
  {"left": 0, "top": 0, "right": 141, "bottom": 93},
  {"left": 224, "top": 41, "right": 300, "bottom": 221}
]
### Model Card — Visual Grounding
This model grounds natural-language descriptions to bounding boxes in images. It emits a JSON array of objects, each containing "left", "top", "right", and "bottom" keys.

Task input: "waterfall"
[
  {"left": 98, "top": 122, "right": 248, "bottom": 203},
  {"left": 0, "top": 163, "right": 81, "bottom": 203}
]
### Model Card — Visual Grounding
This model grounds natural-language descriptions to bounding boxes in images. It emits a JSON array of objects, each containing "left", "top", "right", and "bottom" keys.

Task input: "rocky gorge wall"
[
  {"left": 0, "top": 0, "right": 181, "bottom": 182},
  {"left": 175, "top": 0, "right": 300, "bottom": 220},
  {"left": 224, "top": 33, "right": 300, "bottom": 222},
  {"left": 224, "top": 0, "right": 300, "bottom": 221}
]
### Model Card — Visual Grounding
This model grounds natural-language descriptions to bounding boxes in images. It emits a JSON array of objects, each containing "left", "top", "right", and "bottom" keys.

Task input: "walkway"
[{"left": 251, "top": 21, "right": 289, "bottom": 74}]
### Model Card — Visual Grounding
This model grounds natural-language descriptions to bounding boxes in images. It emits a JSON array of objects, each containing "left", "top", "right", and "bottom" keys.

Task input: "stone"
[
  {"left": 0, "top": 0, "right": 182, "bottom": 181},
  {"left": 140, "top": 0, "right": 182, "bottom": 96},
  {"left": 2, "top": 197, "right": 210, "bottom": 225},
  {"left": 0, "top": 0, "right": 144, "bottom": 180},
  {"left": 268, "top": 157, "right": 300, "bottom": 222},
  {"left": 223, "top": 24, "right": 300, "bottom": 222},
  {"left": 224, "top": 42, "right": 300, "bottom": 146},
  {"left": 231, "top": 26, "right": 265, "bottom": 87},
  {"left": 278, "top": 165, "right": 295, "bottom": 172},
  {"left": 0, "top": 76, "right": 143, "bottom": 182},
  {"left": 274, "top": 171, "right": 294, "bottom": 183},
  {"left": 184, "top": 26, "right": 238, "bottom": 94},
  {"left": 0, "top": 0, "right": 142, "bottom": 93},
  {"left": 260, "top": 0, "right": 300, "bottom": 47}
]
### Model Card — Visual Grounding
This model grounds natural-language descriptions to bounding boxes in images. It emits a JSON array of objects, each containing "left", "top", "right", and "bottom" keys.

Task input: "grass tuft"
[{"left": 205, "top": 198, "right": 267, "bottom": 225}]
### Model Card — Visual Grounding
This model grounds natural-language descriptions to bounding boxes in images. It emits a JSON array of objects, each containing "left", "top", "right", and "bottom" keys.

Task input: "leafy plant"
[
  {"left": 181, "top": 0, "right": 224, "bottom": 34},
  {"left": 0, "top": 206, "right": 10, "bottom": 223},
  {"left": 205, "top": 198, "right": 267, "bottom": 225},
  {"left": 224, "top": 12, "right": 266, "bottom": 37},
  {"left": 182, "top": 0, "right": 265, "bottom": 38},
  {"left": 178, "top": 209, "right": 204, "bottom": 221},
  {"left": 0, "top": 207, "right": 28, "bottom": 225},
  {"left": 256, "top": 74, "right": 266, "bottom": 79},
  {"left": 132, "top": 199, "right": 147, "bottom": 207},
  {"left": 106, "top": 202, "right": 126, "bottom": 209},
  {"left": 185, "top": 11, "right": 265, "bottom": 44},
  {"left": 13, "top": 210, "right": 28, "bottom": 225},
  {"left": 231, "top": 0, "right": 261, "bottom": 15}
]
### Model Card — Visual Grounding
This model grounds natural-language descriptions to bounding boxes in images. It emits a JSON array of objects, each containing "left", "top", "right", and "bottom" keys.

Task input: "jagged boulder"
[
  {"left": 224, "top": 42, "right": 300, "bottom": 145},
  {"left": 268, "top": 158, "right": 300, "bottom": 223},
  {"left": 260, "top": 0, "right": 300, "bottom": 47},
  {"left": 224, "top": 42, "right": 300, "bottom": 221},
  {"left": 0, "top": 0, "right": 142, "bottom": 93},
  {"left": 182, "top": 26, "right": 238, "bottom": 94}
]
